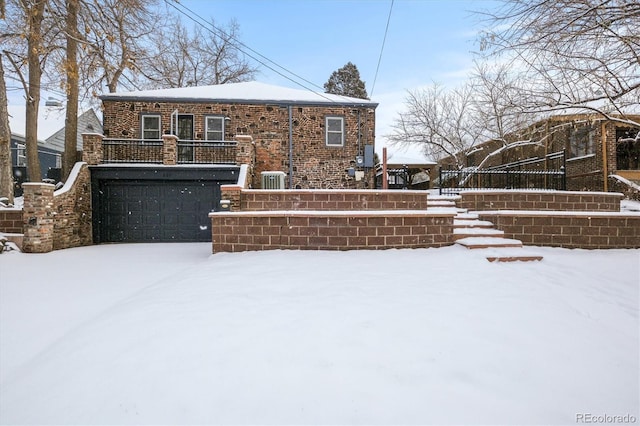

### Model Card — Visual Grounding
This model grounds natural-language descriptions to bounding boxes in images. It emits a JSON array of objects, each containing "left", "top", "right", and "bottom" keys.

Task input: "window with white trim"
[
  {"left": 205, "top": 116, "right": 225, "bottom": 141},
  {"left": 16, "top": 143, "right": 26, "bottom": 166},
  {"left": 141, "top": 114, "right": 161, "bottom": 139},
  {"left": 326, "top": 116, "right": 344, "bottom": 146}
]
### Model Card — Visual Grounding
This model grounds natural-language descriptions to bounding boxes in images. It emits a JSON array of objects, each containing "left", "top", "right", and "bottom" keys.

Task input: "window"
[
  {"left": 205, "top": 116, "right": 225, "bottom": 141},
  {"left": 616, "top": 127, "right": 640, "bottom": 170},
  {"left": 141, "top": 114, "right": 161, "bottom": 139},
  {"left": 569, "top": 126, "right": 595, "bottom": 158},
  {"left": 326, "top": 116, "right": 344, "bottom": 146},
  {"left": 16, "top": 143, "right": 26, "bottom": 166}
]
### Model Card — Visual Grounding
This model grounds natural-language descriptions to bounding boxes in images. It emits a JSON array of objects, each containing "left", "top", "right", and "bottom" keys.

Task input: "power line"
[
  {"left": 164, "top": 0, "right": 356, "bottom": 104},
  {"left": 370, "top": 0, "right": 394, "bottom": 97}
]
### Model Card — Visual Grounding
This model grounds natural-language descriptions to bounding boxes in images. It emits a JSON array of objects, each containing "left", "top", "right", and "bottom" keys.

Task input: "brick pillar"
[
  {"left": 221, "top": 185, "right": 242, "bottom": 211},
  {"left": 163, "top": 134, "right": 178, "bottom": 165},
  {"left": 235, "top": 135, "right": 255, "bottom": 166},
  {"left": 82, "top": 133, "right": 103, "bottom": 165},
  {"left": 22, "top": 183, "right": 55, "bottom": 253}
]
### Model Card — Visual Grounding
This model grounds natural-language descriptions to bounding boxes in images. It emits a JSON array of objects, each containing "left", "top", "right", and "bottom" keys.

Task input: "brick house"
[
  {"left": 83, "top": 81, "right": 378, "bottom": 243},
  {"left": 100, "top": 81, "right": 378, "bottom": 190},
  {"left": 439, "top": 113, "right": 640, "bottom": 193}
]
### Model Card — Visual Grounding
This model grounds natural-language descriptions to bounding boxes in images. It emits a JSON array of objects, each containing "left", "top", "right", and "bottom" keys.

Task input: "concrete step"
[
  {"left": 427, "top": 200, "right": 457, "bottom": 208},
  {"left": 456, "top": 237, "right": 523, "bottom": 249},
  {"left": 454, "top": 219, "right": 494, "bottom": 228},
  {"left": 455, "top": 212, "right": 478, "bottom": 220},
  {"left": 453, "top": 228, "right": 505, "bottom": 240},
  {"left": 486, "top": 255, "right": 544, "bottom": 262}
]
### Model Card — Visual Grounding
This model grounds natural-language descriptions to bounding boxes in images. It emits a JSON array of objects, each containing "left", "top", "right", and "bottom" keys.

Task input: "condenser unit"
[{"left": 261, "top": 171, "right": 286, "bottom": 189}]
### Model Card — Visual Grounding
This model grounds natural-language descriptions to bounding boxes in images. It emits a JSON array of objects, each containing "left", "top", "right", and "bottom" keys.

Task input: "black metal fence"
[
  {"left": 101, "top": 139, "right": 237, "bottom": 164},
  {"left": 439, "top": 150, "right": 566, "bottom": 195},
  {"left": 102, "top": 139, "right": 163, "bottom": 164}
]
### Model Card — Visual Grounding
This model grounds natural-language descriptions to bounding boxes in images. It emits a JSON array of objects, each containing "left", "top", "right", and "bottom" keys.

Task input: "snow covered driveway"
[{"left": 1, "top": 244, "right": 638, "bottom": 424}]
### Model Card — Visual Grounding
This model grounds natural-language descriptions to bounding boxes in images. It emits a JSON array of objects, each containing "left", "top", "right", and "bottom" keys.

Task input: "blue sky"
[{"left": 8, "top": 0, "right": 497, "bottom": 157}]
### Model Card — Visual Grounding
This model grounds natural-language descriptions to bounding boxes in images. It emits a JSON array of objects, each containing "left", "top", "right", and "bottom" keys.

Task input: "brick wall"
[
  {"left": 459, "top": 190, "right": 622, "bottom": 212},
  {"left": 52, "top": 163, "right": 93, "bottom": 250},
  {"left": 239, "top": 189, "right": 429, "bottom": 211},
  {"left": 0, "top": 209, "right": 23, "bottom": 233},
  {"left": 210, "top": 211, "right": 455, "bottom": 253},
  {"left": 479, "top": 211, "right": 640, "bottom": 249},
  {"left": 22, "top": 162, "right": 92, "bottom": 253},
  {"left": 102, "top": 100, "right": 376, "bottom": 189}
]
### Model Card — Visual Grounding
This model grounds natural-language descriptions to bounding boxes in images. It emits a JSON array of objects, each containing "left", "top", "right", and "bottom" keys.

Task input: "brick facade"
[
  {"left": 210, "top": 211, "right": 455, "bottom": 253},
  {"left": 101, "top": 99, "right": 376, "bottom": 190},
  {"left": 479, "top": 211, "right": 640, "bottom": 249},
  {"left": 458, "top": 190, "right": 622, "bottom": 212}
]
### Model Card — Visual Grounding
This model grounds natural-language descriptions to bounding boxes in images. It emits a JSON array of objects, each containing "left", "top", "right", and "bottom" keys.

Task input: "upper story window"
[
  {"left": 326, "top": 116, "right": 344, "bottom": 147},
  {"left": 205, "top": 116, "right": 225, "bottom": 141},
  {"left": 141, "top": 114, "right": 161, "bottom": 139}
]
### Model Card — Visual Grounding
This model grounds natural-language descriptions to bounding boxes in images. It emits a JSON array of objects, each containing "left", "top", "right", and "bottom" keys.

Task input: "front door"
[{"left": 176, "top": 114, "right": 194, "bottom": 163}]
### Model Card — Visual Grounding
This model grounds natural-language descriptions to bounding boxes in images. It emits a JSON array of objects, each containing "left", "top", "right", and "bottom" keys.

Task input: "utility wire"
[
  {"left": 370, "top": 0, "right": 394, "bottom": 97},
  {"left": 164, "top": 0, "right": 361, "bottom": 104}
]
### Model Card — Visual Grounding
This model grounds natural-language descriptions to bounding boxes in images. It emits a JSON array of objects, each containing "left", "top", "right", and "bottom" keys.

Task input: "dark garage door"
[
  {"left": 100, "top": 180, "right": 219, "bottom": 242},
  {"left": 91, "top": 166, "right": 239, "bottom": 243}
]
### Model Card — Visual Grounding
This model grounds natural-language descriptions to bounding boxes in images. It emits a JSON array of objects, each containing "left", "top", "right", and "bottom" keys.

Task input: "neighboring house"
[
  {"left": 10, "top": 133, "right": 60, "bottom": 196},
  {"left": 91, "top": 81, "right": 378, "bottom": 243},
  {"left": 439, "top": 113, "right": 640, "bottom": 192},
  {"left": 100, "top": 81, "right": 378, "bottom": 190},
  {"left": 9, "top": 110, "right": 103, "bottom": 195},
  {"left": 45, "top": 109, "right": 103, "bottom": 161}
]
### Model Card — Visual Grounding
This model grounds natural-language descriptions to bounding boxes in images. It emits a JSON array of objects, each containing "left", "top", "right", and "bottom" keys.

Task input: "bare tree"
[
  {"left": 478, "top": 0, "right": 640, "bottom": 128},
  {"left": 139, "top": 16, "right": 257, "bottom": 89},
  {"left": 2, "top": 0, "right": 51, "bottom": 182},
  {"left": 387, "top": 82, "right": 483, "bottom": 167},
  {"left": 0, "top": 52, "right": 13, "bottom": 203}
]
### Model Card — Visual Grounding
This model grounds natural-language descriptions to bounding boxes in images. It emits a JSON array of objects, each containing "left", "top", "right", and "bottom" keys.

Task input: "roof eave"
[{"left": 99, "top": 95, "right": 378, "bottom": 109}]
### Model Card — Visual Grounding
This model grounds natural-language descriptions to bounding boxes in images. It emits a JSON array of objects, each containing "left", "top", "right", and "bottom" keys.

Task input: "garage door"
[
  {"left": 99, "top": 180, "right": 220, "bottom": 242},
  {"left": 91, "top": 165, "right": 240, "bottom": 243}
]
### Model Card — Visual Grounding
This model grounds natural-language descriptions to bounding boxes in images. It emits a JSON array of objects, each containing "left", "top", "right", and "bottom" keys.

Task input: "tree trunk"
[
  {"left": 0, "top": 54, "right": 14, "bottom": 203},
  {"left": 63, "top": 0, "right": 79, "bottom": 180},
  {"left": 25, "top": 0, "right": 45, "bottom": 182}
]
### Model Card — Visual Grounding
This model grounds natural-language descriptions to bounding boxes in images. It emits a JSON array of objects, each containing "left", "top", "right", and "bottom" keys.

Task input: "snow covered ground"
[{"left": 0, "top": 243, "right": 638, "bottom": 425}]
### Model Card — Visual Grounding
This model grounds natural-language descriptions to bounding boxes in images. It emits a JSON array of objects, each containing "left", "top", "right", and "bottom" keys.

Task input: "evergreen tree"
[{"left": 324, "top": 62, "right": 369, "bottom": 99}]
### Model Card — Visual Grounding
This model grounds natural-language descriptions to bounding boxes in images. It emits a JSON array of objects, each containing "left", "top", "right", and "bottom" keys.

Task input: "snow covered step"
[
  {"left": 453, "top": 228, "right": 505, "bottom": 240},
  {"left": 454, "top": 219, "right": 494, "bottom": 228},
  {"left": 427, "top": 200, "right": 457, "bottom": 208},
  {"left": 455, "top": 237, "right": 523, "bottom": 249},
  {"left": 455, "top": 212, "right": 478, "bottom": 220}
]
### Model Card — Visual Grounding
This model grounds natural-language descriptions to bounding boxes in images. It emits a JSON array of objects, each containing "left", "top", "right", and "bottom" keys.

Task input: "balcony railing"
[
  {"left": 103, "top": 139, "right": 163, "bottom": 164},
  {"left": 101, "top": 138, "right": 237, "bottom": 165},
  {"left": 177, "top": 140, "right": 237, "bottom": 164}
]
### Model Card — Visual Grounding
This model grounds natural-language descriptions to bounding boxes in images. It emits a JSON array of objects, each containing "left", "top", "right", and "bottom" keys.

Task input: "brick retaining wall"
[
  {"left": 478, "top": 211, "right": 640, "bottom": 249},
  {"left": 0, "top": 209, "right": 23, "bottom": 234},
  {"left": 238, "top": 189, "right": 429, "bottom": 211},
  {"left": 459, "top": 190, "right": 622, "bottom": 212},
  {"left": 210, "top": 211, "right": 455, "bottom": 253}
]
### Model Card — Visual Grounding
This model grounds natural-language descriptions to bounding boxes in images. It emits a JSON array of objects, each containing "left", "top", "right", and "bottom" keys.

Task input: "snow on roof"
[
  {"left": 385, "top": 153, "right": 437, "bottom": 167},
  {"left": 100, "top": 81, "right": 378, "bottom": 107}
]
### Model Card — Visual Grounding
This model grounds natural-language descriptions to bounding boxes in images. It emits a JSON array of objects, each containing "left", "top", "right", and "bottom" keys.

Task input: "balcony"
[{"left": 84, "top": 134, "right": 248, "bottom": 166}]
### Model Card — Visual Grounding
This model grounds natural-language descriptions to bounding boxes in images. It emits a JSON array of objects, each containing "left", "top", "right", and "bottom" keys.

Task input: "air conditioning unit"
[{"left": 261, "top": 171, "right": 286, "bottom": 189}]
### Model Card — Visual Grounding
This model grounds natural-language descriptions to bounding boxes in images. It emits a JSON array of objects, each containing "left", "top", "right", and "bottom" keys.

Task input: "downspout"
[
  {"left": 288, "top": 105, "right": 293, "bottom": 189},
  {"left": 357, "top": 109, "right": 361, "bottom": 155},
  {"left": 601, "top": 121, "right": 608, "bottom": 192}
]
